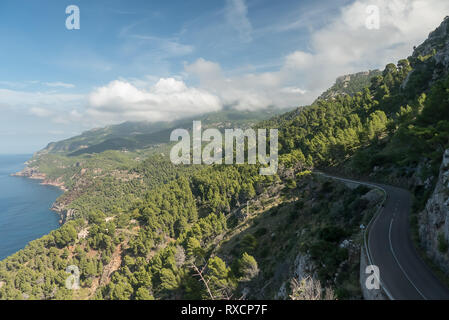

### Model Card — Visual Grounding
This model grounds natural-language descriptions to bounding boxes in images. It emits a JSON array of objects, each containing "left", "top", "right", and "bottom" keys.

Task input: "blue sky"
[
  {"left": 1, "top": 0, "right": 448, "bottom": 153},
  {"left": 0, "top": 0, "right": 339, "bottom": 86}
]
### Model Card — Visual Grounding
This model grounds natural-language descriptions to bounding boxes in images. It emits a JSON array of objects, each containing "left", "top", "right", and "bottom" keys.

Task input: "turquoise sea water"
[{"left": 0, "top": 154, "right": 61, "bottom": 260}]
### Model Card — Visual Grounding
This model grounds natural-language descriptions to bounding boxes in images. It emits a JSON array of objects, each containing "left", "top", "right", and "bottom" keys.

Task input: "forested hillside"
[
  {"left": 259, "top": 17, "right": 449, "bottom": 207},
  {"left": 1, "top": 160, "right": 379, "bottom": 299},
  {"left": 2, "top": 17, "right": 449, "bottom": 300},
  {"left": 261, "top": 16, "right": 449, "bottom": 279}
]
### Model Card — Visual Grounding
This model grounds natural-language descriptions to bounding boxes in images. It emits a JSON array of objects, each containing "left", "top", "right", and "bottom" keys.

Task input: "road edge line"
[
  {"left": 315, "top": 172, "right": 394, "bottom": 300},
  {"left": 388, "top": 219, "right": 427, "bottom": 300}
]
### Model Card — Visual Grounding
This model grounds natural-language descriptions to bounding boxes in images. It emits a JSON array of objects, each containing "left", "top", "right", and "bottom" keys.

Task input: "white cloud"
[
  {"left": 44, "top": 82, "right": 75, "bottom": 88},
  {"left": 0, "top": 88, "right": 85, "bottom": 127},
  {"left": 225, "top": 0, "right": 253, "bottom": 42},
  {"left": 0, "top": 80, "right": 74, "bottom": 89},
  {"left": 47, "top": 130, "right": 66, "bottom": 135},
  {"left": 0, "top": 81, "right": 33, "bottom": 89},
  {"left": 280, "top": 0, "right": 449, "bottom": 91},
  {"left": 118, "top": 19, "right": 195, "bottom": 66},
  {"left": 0, "top": 88, "right": 83, "bottom": 109},
  {"left": 185, "top": 58, "right": 301, "bottom": 110},
  {"left": 30, "top": 107, "right": 54, "bottom": 117},
  {"left": 281, "top": 87, "right": 307, "bottom": 95},
  {"left": 185, "top": 0, "right": 449, "bottom": 110},
  {"left": 125, "top": 35, "right": 195, "bottom": 57},
  {"left": 52, "top": 109, "right": 84, "bottom": 125},
  {"left": 86, "top": 78, "right": 222, "bottom": 124},
  {"left": 284, "top": 51, "right": 314, "bottom": 70}
]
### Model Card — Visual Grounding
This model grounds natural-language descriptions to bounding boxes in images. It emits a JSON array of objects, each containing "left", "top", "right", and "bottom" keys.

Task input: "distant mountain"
[
  {"left": 314, "top": 70, "right": 382, "bottom": 103},
  {"left": 38, "top": 121, "right": 174, "bottom": 155},
  {"left": 38, "top": 108, "right": 286, "bottom": 157}
]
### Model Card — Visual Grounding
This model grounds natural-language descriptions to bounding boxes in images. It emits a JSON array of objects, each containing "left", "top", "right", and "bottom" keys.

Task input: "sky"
[{"left": 1, "top": 0, "right": 449, "bottom": 153}]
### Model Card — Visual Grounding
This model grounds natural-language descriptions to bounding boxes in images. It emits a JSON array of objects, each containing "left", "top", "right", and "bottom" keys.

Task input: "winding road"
[{"left": 322, "top": 174, "right": 449, "bottom": 300}]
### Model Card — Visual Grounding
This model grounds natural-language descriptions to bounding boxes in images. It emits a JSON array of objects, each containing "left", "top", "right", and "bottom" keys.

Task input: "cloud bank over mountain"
[{"left": 86, "top": 78, "right": 222, "bottom": 124}]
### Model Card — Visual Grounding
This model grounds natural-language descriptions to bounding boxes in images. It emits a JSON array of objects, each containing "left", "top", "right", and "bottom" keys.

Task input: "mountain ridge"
[{"left": 38, "top": 108, "right": 286, "bottom": 157}]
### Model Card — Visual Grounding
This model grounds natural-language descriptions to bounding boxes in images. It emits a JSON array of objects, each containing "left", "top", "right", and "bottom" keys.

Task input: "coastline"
[
  {"left": 11, "top": 167, "right": 68, "bottom": 192},
  {"left": 11, "top": 166, "right": 70, "bottom": 224},
  {"left": 0, "top": 155, "right": 63, "bottom": 261}
]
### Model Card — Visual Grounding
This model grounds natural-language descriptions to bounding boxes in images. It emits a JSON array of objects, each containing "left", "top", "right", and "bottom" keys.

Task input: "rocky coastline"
[
  {"left": 11, "top": 166, "right": 70, "bottom": 224},
  {"left": 12, "top": 167, "right": 68, "bottom": 192}
]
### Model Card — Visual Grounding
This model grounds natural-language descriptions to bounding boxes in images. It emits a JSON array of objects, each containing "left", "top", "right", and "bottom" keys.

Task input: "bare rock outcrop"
[
  {"left": 403, "top": 16, "right": 449, "bottom": 89},
  {"left": 419, "top": 149, "right": 449, "bottom": 274}
]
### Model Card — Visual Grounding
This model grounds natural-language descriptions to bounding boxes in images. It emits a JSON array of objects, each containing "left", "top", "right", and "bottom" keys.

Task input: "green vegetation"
[
  {"left": 315, "top": 70, "right": 382, "bottom": 102},
  {"left": 0, "top": 151, "right": 374, "bottom": 300},
  {"left": 2, "top": 17, "right": 449, "bottom": 300},
  {"left": 438, "top": 233, "right": 449, "bottom": 253}
]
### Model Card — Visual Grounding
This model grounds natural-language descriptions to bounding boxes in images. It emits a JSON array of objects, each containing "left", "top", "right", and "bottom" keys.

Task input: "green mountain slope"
[
  {"left": 2, "top": 17, "right": 449, "bottom": 301},
  {"left": 39, "top": 121, "right": 173, "bottom": 155},
  {"left": 39, "top": 109, "right": 284, "bottom": 157}
]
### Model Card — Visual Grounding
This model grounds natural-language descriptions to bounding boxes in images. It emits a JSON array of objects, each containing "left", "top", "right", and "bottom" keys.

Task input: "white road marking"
[
  {"left": 388, "top": 219, "right": 427, "bottom": 300},
  {"left": 316, "top": 173, "right": 395, "bottom": 299},
  {"left": 317, "top": 172, "right": 446, "bottom": 300}
]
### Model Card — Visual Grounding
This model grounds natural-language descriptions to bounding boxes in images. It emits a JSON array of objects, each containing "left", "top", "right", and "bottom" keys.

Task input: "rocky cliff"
[
  {"left": 413, "top": 16, "right": 449, "bottom": 69},
  {"left": 12, "top": 167, "right": 68, "bottom": 192},
  {"left": 315, "top": 70, "right": 381, "bottom": 102},
  {"left": 403, "top": 16, "right": 449, "bottom": 89},
  {"left": 12, "top": 166, "right": 72, "bottom": 224},
  {"left": 419, "top": 149, "right": 449, "bottom": 274}
]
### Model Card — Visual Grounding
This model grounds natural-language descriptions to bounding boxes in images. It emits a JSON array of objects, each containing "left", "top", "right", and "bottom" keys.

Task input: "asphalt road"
[{"left": 324, "top": 175, "right": 449, "bottom": 300}]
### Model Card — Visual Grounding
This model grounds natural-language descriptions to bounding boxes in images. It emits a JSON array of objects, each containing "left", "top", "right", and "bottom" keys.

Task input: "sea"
[{"left": 0, "top": 154, "right": 62, "bottom": 260}]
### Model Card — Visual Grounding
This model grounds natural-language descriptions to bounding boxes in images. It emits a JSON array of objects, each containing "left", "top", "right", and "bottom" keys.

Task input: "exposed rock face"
[
  {"left": 293, "top": 253, "right": 313, "bottom": 281},
  {"left": 274, "top": 253, "right": 314, "bottom": 300},
  {"left": 413, "top": 16, "right": 449, "bottom": 67},
  {"left": 12, "top": 166, "right": 68, "bottom": 192},
  {"left": 419, "top": 149, "right": 449, "bottom": 274},
  {"left": 12, "top": 166, "right": 45, "bottom": 179},
  {"left": 58, "top": 208, "right": 76, "bottom": 225},
  {"left": 78, "top": 228, "right": 89, "bottom": 240},
  {"left": 315, "top": 70, "right": 381, "bottom": 102},
  {"left": 275, "top": 282, "right": 288, "bottom": 300},
  {"left": 13, "top": 166, "right": 72, "bottom": 224},
  {"left": 403, "top": 16, "right": 449, "bottom": 89}
]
